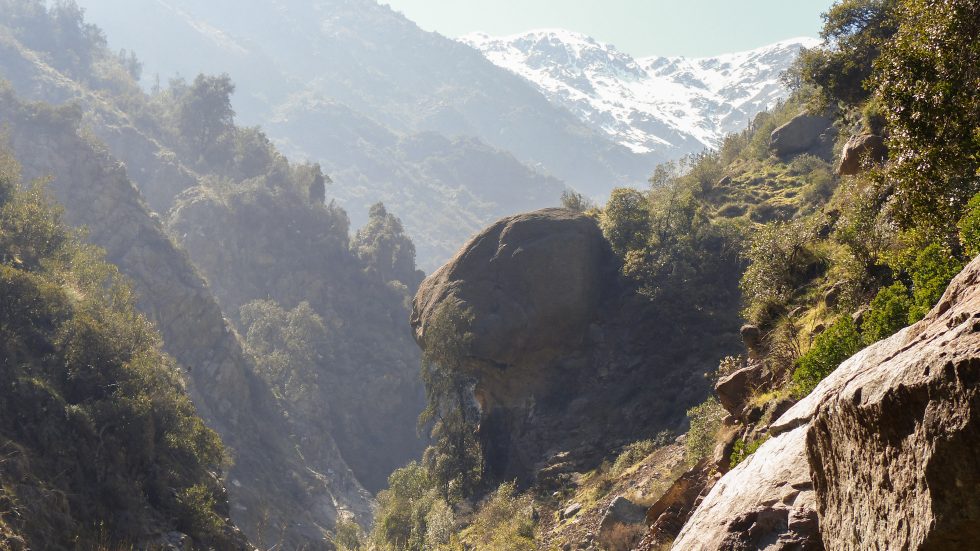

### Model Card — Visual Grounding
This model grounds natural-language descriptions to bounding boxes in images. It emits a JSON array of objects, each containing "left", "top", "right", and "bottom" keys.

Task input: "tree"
[
  {"left": 600, "top": 187, "right": 650, "bottom": 257},
  {"left": 353, "top": 203, "right": 421, "bottom": 288},
  {"left": 560, "top": 189, "right": 594, "bottom": 212},
  {"left": 790, "top": 0, "right": 900, "bottom": 105},
  {"left": 240, "top": 300, "right": 328, "bottom": 412},
  {"left": 177, "top": 74, "right": 236, "bottom": 163},
  {"left": 873, "top": 0, "right": 980, "bottom": 236},
  {"left": 418, "top": 303, "right": 482, "bottom": 501}
]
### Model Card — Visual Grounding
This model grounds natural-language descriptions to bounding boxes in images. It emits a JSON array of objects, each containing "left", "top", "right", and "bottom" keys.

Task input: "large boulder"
[
  {"left": 715, "top": 362, "right": 766, "bottom": 417},
  {"left": 413, "top": 208, "right": 609, "bottom": 371},
  {"left": 412, "top": 208, "right": 742, "bottom": 484},
  {"left": 770, "top": 113, "right": 835, "bottom": 159},
  {"left": 836, "top": 133, "right": 887, "bottom": 176}
]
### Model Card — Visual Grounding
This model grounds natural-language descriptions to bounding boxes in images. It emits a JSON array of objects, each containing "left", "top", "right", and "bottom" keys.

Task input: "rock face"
[
  {"left": 413, "top": 208, "right": 743, "bottom": 484},
  {"left": 807, "top": 255, "right": 980, "bottom": 550},
  {"left": 770, "top": 112, "right": 835, "bottom": 160},
  {"left": 836, "top": 133, "right": 886, "bottom": 176},
  {"left": 675, "top": 256, "right": 980, "bottom": 550}
]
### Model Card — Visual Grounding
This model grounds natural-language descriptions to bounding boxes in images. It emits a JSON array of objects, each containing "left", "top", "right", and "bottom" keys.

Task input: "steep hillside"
[
  {"left": 0, "top": 147, "right": 247, "bottom": 549},
  {"left": 462, "top": 31, "right": 817, "bottom": 156},
  {"left": 0, "top": 84, "right": 374, "bottom": 549},
  {"left": 0, "top": 1, "right": 437, "bottom": 545}
]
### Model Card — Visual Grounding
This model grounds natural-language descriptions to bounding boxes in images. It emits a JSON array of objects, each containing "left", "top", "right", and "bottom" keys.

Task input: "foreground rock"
[
  {"left": 674, "top": 256, "right": 980, "bottom": 549},
  {"left": 808, "top": 256, "right": 980, "bottom": 549}
]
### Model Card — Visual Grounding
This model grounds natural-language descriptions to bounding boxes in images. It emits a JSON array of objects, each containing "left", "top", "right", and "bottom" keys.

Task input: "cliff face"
[
  {"left": 0, "top": 88, "right": 371, "bottom": 548},
  {"left": 673, "top": 255, "right": 980, "bottom": 550},
  {"left": 412, "top": 208, "right": 742, "bottom": 485}
]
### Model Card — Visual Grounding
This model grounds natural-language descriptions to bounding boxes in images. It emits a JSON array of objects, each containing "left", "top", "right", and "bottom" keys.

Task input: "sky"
[{"left": 382, "top": 0, "right": 832, "bottom": 57}]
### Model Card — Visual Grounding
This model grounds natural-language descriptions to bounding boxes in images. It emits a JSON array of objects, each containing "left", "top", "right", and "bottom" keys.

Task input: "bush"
[
  {"left": 741, "top": 218, "right": 822, "bottom": 324},
  {"left": 958, "top": 192, "right": 980, "bottom": 259},
  {"left": 729, "top": 436, "right": 769, "bottom": 469},
  {"left": 907, "top": 244, "right": 962, "bottom": 323},
  {"left": 685, "top": 398, "right": 725, "bottom": 464},
  {"left": 370, "top": 462, "right": 439, "bottom": 551},
  {"left": 332, "top": 517, "right": 365, "bottom": 551},
  {"left": 793, "top": 317, "right": 862, "bottom": 397},
  {"left": 462, "top": 482, "right": 536, "bottom": 551},
  {"left": 861, "top": 282, "right": 911, "bottom": 345}
]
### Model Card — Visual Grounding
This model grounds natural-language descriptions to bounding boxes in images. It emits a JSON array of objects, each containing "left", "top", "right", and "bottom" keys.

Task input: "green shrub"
[
  {"left": 793, "top": 316, "right": 862, "bottom": 397},
  {"left": 370, "top": 462, "right": 438, "bottom": 551},
  {"left": 958, "top": 192, "right": 980, "bottom": 258},
  {"left": 741, "top": 218, "right": 822, "bottom": 324},
  {"left": 907, "top": 244, "right": 962, "bottom": 323},
  {"left": 332, "top": 517, "right": 365, "bottom": 551},
  {"left": 611, "top": 438, "right": 661, "bottom": 476},
  {"left": 685, "top": 398, "right": 725, "bottom": 464},
  {"left": 861, "top": 282, "right": 911, "bottom": 345},
  {"left": 462, "top": 481, "right": 536, "bottom": 551},
  {"left": 729, "top": 436, "right": 769, "bottom": 469}
]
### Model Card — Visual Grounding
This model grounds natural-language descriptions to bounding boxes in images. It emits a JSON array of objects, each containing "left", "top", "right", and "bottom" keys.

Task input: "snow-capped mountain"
[{"left": 461, "top": 30, "right": 820, "bottom": 155}]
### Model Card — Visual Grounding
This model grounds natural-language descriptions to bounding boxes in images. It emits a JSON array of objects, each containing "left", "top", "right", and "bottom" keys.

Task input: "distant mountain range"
[
  {"left": 462, "top": 30, "right": 818, "bottom": 156},
  {"left": 76, "top": 0, "right": 813, "bottom": 269}
]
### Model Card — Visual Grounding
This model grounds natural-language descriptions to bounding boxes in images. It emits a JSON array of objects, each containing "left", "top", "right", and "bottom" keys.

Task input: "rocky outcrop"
[
  {"left": 770, "top": 113, "right": 835, "bottom": 160},
  {"left": 674, "top": 256, "right": 980, "bottom": 550},
  {"left": 169, "top": 181, "right": 426, "bottom": 494},
  {"left": 836, "top": 133, "right": 886, "bottom": 176},
  {"left": 412, "top": 208, "right": 743, "bottom": 485}
]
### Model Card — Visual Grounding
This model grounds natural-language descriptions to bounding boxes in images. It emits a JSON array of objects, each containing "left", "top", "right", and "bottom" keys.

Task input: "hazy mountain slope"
[
  {"left": 462, "top": 31, "right": 818, "bottom": 156},
  {"left": 0, "top": 84, "right": 372, "bottom": 548},
  {"left": 69, "top": 0, "right": 579, "bottom": 268},
  {"left": 262, "top": 99, "right": 567, "bottom": 267},
  {"left": 77, "top": 0, "right": 651, "bottom": 191}
]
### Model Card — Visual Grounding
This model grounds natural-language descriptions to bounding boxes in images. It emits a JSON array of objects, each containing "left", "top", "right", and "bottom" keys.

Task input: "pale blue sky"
[{"left": 383, "top": 0, "right": 832, "bottom": 57}]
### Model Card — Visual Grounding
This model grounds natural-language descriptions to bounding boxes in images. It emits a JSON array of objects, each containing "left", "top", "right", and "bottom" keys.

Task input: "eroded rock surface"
[
  {"left": 672, "top": 426, "right": 822, "bottom": 550},
  {"left": 807, "top": 256, "right": 980, "bottom": 550}
]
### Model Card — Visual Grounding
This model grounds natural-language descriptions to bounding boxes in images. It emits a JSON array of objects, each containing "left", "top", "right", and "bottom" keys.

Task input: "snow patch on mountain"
[{"left": 461, "top": 30, "right": 820, "bottom": 155}]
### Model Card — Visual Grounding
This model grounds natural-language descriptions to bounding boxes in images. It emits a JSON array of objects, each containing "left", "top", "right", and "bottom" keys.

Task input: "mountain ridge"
[{"left": 461, "top": 30, "right": 819, "bottom": 157}]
